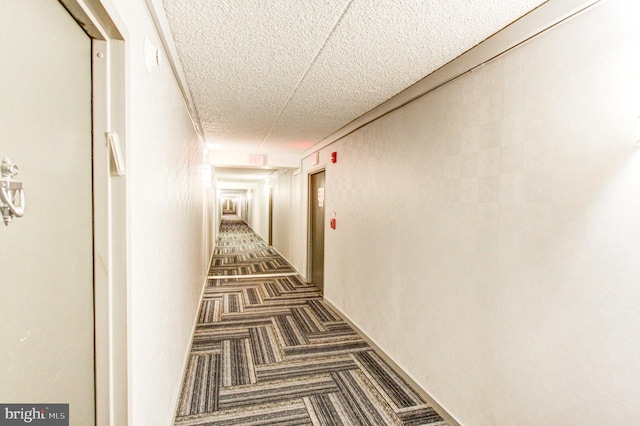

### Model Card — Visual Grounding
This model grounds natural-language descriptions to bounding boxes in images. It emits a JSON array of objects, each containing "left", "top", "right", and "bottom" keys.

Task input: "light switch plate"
[{"left": 106, "top": 131, "right": 125, "bottom": 176}]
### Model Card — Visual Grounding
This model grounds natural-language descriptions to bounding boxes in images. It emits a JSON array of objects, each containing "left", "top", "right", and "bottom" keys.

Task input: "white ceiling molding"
[
  {"left": 215, "top": 167, "right": 281, "bottom": 190},
  {"left": 144, "top": 0, "right": 205, "bottom": 141},
  {"left": 209, "top": 149, "right": 300, "bottom": 169},
  {"left": 302, "top": 0, "right": 601, "bottom": 159}
]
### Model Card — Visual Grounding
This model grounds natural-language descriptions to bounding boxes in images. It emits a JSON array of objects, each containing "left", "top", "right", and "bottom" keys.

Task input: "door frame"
[
  {"left": 58, "top": 1, "right": 129, "bottom": 424},
  {"left": 307, "top": 168, "right": 326, "bottom": 292}
]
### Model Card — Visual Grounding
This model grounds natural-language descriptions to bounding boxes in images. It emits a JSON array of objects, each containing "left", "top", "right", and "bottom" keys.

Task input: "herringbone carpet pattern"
[{"left": 174, "top": 215, "right": 447, "bottom": 425}]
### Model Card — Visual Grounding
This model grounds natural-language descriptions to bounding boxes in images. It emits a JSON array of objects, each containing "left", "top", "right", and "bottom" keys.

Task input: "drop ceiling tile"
[
  {"left": 163, "top": 0, "right": 351, "bottom": 149},
  {"left": 163, "top": 0, "right": 547, "bottom": 163},
  {"left": 262, "top": 0, "right": 546, "bottom": 148}
]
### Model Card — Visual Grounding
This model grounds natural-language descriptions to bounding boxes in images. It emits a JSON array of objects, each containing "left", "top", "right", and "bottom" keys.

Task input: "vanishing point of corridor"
[{"left": 174, "top": 214, "right": 447, "bottom": 425}]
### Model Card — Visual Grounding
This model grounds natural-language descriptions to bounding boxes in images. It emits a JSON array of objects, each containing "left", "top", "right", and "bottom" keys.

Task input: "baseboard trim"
[
  {"left": 170, "top": 252, "right": 213, "bottom": 423},
  {"left": 270, "top": 246, "right": 306, "bottom": 280},
  {"left": 323, "top": 298, "right": 462, "bottom": 426},
  {"left": 208, "top": 272, "right": 299, "bottom": 280}
]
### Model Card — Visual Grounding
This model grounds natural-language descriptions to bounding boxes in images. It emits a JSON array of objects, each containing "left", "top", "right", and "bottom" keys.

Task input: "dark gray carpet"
[{"left": 175, "top": 215, "right": 448, "bottom": 425}]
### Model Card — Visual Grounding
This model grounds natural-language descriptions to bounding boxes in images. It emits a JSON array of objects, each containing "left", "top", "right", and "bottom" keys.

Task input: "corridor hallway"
[{"left": 174, "top": 214, "right": 448, "bottom": 425}]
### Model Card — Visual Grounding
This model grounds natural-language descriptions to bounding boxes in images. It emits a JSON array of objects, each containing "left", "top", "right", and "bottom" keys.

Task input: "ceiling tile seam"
[
  {"left": 255, "top": 0, "right": 355, "bottom": 154},
  {"left": 300, "top": 0, "right": 590, "bottom": 160}
]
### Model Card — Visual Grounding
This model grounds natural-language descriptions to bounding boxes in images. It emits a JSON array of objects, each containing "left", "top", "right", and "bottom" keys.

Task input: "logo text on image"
[{"left": 1, "top": 404, "right": 68, "bottom": 425}]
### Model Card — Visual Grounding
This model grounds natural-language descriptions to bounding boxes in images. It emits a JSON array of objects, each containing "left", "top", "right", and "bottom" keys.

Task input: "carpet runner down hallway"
[{"left": 174, "top": 215, "right": 448, "bottom": 425}]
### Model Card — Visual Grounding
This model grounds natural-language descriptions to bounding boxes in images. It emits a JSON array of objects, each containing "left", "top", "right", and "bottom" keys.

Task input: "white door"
[{"left": 0, "top": 1, "right": 95, "bottom": 424}]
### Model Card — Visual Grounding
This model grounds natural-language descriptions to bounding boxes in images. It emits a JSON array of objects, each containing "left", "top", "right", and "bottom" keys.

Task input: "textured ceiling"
[
  {"left": 215, "top": 167, "right": 278, "bottom": 190},
  {"left": 162, "top": 0, "right": 546, "bottom": 182}
]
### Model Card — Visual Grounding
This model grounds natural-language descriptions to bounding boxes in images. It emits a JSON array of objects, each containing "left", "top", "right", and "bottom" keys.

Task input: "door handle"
[{"left": 1, "top": 156, "right": 25, "bottom": 226}]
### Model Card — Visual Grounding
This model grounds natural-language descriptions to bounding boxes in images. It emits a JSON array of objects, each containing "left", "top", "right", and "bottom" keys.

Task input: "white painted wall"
[
  {"left": 100, "top": 1, "right": 212, "bottom": 424},
  {"left": 301, "top": 1, "right": 640, "bottom": 424},
  {"left": 289, "top": 170, "right": 305, "bottom": 273},
  {"left": 207, "top": 173, "right": 220, "bottom": 256},
  {"left": 249, "top": 170, "right": 302, "bottom": 262},
  {"left": 248, "top": 181, "right": 270, "bottom": 241},
  {"left": 271, "top": 170, "right": 294, "bottom": 259}
]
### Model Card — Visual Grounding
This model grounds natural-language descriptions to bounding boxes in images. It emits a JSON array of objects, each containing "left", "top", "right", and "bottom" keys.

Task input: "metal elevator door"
[{"left": 309, "top": 170, "right": 325, "bottom": 294}]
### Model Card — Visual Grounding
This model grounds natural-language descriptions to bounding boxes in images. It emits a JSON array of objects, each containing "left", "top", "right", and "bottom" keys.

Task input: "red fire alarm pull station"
[
  {"left": 331, "top": 152, "right": 337, "bottom": 163},
  {"left": 330, "top": 218, "right": 336, "bottom": 229}
]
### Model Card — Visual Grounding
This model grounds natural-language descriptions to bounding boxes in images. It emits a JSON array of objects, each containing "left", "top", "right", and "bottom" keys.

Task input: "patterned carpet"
[{"left": 174, "top": 214, "right": 448, "bottom": 426}]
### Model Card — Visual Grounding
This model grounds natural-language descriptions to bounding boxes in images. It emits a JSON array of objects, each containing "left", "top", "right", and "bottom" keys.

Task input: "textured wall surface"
[
  {"left": 248, "top": 170, "right": 301, "bottom": 273},
  {"left": 248, "top": 181, "right": 269, "bottom": 241},
  {"left": 289, "top": 171, "right": 304, "bottom": 273},
  {"left": 300, "top": 1, "right": 640, "bottom": 424},
  {"left": 271, "top": 170, "right": 293, "bottom": 260},
  {"left": 106, "top": 0, "right": 211, "bottom": 424}
]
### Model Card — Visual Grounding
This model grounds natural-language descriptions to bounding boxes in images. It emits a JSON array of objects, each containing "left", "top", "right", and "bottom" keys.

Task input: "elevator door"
[{"left": 309, "top": 170, "right": 326, "bottom": 294}]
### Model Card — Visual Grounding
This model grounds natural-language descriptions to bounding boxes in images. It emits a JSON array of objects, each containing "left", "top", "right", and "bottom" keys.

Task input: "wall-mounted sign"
[{"left": 248, "top": 154, "right": 266, "bottom": 166}]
